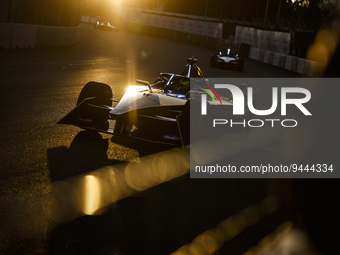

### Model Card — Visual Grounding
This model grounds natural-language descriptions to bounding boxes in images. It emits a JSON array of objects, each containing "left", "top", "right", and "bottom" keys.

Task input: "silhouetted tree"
[{"left": 115, "top": 0, "right": 336, "bottom": 29}]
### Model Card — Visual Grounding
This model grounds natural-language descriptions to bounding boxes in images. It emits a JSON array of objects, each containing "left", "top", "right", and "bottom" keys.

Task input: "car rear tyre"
[
  {"left": 180, "top": 99, "right": 212, "bottom": 145},
  {"left": 210, "top": 54, "right": 218, "bottom": 67},
  {"left": 77, "top": 81, "right": 112, "bottom": 106},
  {"left": 180, "top": 100, "right": 191, "bottom": 145},
  {"left": 77, "top": 82, "right": 112, "bottom": 128}
]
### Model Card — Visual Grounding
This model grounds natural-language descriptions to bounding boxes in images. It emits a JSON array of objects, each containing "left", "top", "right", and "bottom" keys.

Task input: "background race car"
[
  {"left": 94, "top": 20, "right": 115, "bottom": 31},
  {"left": 210, "top": 48, "right": 244, "bottom": 71}
]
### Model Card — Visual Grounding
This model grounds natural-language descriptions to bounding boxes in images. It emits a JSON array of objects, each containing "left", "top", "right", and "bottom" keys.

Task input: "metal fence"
[{"left": 0, "top": 0, "right": 82, "bottom": 27}]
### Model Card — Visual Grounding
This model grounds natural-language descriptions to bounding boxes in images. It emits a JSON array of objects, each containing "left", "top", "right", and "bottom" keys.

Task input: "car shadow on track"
[
  {"left": 48, "top": 130, "right": 173, "bottom": 182},
  {"left": 47, "top": 130, "right": 122, "bottom": 182}
]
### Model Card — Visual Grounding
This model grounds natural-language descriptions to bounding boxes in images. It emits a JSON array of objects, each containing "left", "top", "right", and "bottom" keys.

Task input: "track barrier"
[
  {"left": 0, "top": 23, "right": 12, "bottom": 49},
  {"left": 273, "top": 53, "right": 280, "bottom": 66},
  {"left": 58, "top": 26, "right": 79, "bottom": 47},
  {"left": 36, "top": 26, "right": 60, "bottom": 48},
  {"left": 263, "top": 50, "right": 270, "bottom": 63},
  {"left": 259, "top": 49, "right": 265, "bottom": 62},
  {"left": 247, "top": 46, "right": 322, "bottom": 77},
  {"left": 118, "top": 18, "right": 323, "bottom": 77},
  {"left": 246, "top": 43, "right": 322, "bottom": 76},
  {"left": 0, "top": 22, "right": 80, "bottom": 49},
  {"left": 5, "top": 14, "right": 320, "bottom": 76},
  {"left": 11, "top": 24, "right": 37, "bottom": 49}
]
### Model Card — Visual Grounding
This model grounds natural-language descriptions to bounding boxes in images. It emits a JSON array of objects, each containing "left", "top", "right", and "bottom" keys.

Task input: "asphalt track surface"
[{"left": 0, "top": 23, "right": 308, "bottom": 255}]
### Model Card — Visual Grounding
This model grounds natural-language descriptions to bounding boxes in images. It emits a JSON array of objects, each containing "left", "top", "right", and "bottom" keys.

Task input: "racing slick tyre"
[
  {"left": 209, "top": 54, "right": 218, "bottom": 67},
  {"left": 180, "top": 100, "right": 212, "bottom": 145},
  {"left": 77, "top": 81, "right": 112, "bottom": 106},
  {"left": 77, "top": 82, "right": 112, "bottom": 128},
  {"left": 236, "top": 59, "right": 244, "bottom": 72},
  {"left": 180, "top": 100, "right": 191, "bottom": 145}
]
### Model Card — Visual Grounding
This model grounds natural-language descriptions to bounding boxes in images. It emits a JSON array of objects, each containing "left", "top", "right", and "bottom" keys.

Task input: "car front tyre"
[{"left": 236, "top": 60, "right": 244, "bottom": 72}]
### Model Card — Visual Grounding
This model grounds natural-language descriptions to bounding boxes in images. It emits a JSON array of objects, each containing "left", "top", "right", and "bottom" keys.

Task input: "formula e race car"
[
  {"left": 210, "top": 48, "right": 244, "bottom": 71},
  {"left": 57, "top": 57, "right": 246, "bottom": 148},
  {"left": 94, "top": 20, "right": 115, "bottom": 31}
]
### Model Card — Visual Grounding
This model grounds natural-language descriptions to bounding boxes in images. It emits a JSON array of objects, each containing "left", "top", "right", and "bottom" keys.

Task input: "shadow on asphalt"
[{"left": 47, "top": 131, "right": 121, "bottom": 182}]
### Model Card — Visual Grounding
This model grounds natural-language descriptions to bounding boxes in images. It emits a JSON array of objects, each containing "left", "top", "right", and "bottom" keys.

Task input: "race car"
[
  {"left": 57, "top": 57, "right": 246, "bottom": 148},
  {"left": 210, "top": 48, "right": 244, "bottom": 71},
  {"left": 94, "top": 20, "right": 115, "bottom": 31}
]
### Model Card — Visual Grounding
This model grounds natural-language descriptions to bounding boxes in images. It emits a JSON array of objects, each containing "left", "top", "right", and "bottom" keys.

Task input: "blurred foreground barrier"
[
  {"left": 171, "top": 195, "right": 281, "bottom": 255},
  {"left": 243, "top": 221, "right": 294, "bottom": 255}
]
